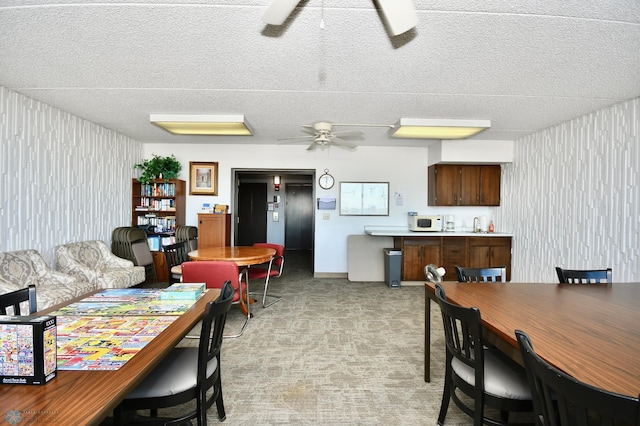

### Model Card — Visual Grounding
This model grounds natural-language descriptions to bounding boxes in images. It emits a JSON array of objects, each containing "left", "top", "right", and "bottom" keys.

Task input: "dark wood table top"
[
  {"left": 188, "top": 246, "right": 275, "bottom": 266},
  {"left": 0, "top": 288, "right": 221, "bottom": 426},
  {"left": 425, "top": 281, "right": 640, "bottom": 397}
]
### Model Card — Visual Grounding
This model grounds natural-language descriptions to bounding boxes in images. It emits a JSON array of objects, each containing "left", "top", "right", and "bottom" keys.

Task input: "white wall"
[
  {"left": 0, "top": 86, "right": 143, "bottom": 266},
  {"left": 142, "top": 143, "right": 496, "bottom": 274},
  {"left": 497, "top": 97, "right": 640, "bottom": 282}
]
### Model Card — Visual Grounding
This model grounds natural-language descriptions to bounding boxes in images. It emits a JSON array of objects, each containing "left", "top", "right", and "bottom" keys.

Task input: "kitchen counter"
[{"left": 364, "top": 226, "right": 513, "bottom": 237}]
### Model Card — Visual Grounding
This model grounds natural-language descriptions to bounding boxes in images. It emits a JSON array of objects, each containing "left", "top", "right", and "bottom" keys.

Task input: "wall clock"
[{"left": 318, "top": 169, "right": 335, "bottom": 190}]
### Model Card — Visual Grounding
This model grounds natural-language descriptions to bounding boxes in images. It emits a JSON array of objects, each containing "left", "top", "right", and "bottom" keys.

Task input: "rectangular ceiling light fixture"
[
  {"left": 389, "top": 118, "right": 491, "bottom": 139},
  {"left": 150, "top": 114, "right": 253, "bottom": 136}
]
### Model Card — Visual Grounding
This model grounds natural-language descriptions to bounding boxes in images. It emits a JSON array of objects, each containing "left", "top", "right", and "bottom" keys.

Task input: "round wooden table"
[
  {"left": 188, "top": 246, "right": 276, "bottom": 317},
  {"left": 188, "top": 246, "right": 275, "bottom": 265}
]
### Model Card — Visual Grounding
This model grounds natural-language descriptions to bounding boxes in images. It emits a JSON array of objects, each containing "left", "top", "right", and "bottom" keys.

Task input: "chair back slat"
[
  {"left": 455, "top": 265, "right": 507, "bottom": 282},
  {"left": 0, "top": 285, "right": 37, "bottom": 315},
  {"left": 516, "top": 330, "right": 640, "bottom": 426},
  {"left": 555, "top": 267, "right": 612, "bottom": 284}
]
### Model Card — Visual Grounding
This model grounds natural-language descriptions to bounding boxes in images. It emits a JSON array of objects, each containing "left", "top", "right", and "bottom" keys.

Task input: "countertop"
[{"left": 364, "top": 226, "right": 513, "bottom": 237}]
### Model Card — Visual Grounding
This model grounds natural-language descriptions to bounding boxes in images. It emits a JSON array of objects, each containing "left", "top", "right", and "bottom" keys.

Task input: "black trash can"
[{"left": 383, "top": 248, "right": 402, "bottom": 288}]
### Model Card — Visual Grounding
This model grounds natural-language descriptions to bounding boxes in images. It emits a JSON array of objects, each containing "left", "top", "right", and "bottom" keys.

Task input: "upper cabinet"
[{"left": 428, "top": 164, "right": 501, "bottom": 206}]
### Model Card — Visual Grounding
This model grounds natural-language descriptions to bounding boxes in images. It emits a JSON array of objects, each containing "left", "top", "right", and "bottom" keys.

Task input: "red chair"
[
  {"left": 181, "top": 261, "right": 250, "bottom": 338},
  {"left": 247, "top": 243, "right": 285, "bottom": 308}
]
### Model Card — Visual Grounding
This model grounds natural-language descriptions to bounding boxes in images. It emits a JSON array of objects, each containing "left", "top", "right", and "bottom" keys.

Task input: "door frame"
[{"left": 232, "top": 168, "right": 316, "bottom": 270}]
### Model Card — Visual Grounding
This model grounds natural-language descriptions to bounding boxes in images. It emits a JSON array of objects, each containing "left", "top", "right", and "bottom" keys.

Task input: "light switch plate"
[{"left": 273, "top": 212, "right": 279, "bottom": 222}]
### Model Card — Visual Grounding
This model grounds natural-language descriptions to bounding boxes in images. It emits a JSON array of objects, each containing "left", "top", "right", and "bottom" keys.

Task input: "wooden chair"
[
  {"left": 247, "top": 242, "right": 285, "bottom": 308},
  {"left": 555, "top": 267, "right": 612, "bottom": 284},
  {"left": 181, "top": 260, "right": 250, "bottom": 338},
  {"left": 0, "top": 285, "right": 37, "bottom": 315},
  {"left": 435, "top": 284, "right": 532, "bottom": 426},
  {"left": 455, "top": 265, "right": 507, "bottom": 282},
  {"left": 114, "top": 282, "right": 234, "bottom": 426},
  {"left": 515, "top": 330, "right": 640, "bottom": 426},
  {"left": 163, "top": 241, "right": 190, "bottom": 284}
]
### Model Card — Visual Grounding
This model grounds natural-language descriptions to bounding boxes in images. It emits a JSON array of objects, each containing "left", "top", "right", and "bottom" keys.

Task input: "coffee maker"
[{"left": 445, "top": 214, "right": 455, "bottom": 232}]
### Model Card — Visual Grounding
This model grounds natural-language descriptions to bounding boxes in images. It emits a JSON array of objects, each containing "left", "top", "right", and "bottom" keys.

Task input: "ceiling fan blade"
[
  {"left": 306, "top": 142, "right": 317, "bottom": 151},
  {"left": 377, "top": 0, "right": 418, "bottom": 36},
  {"left": 331, "top": 130, "right": 365, "bottom": 138},
  {"left": 331, "top": 137, "right": 358, "bottom": 149},
  {"left": 261, "top": 0, "right": 301, "bottom": 25},
  {"left": 278, "top": 135, "right": 314, "bottom": 142}
]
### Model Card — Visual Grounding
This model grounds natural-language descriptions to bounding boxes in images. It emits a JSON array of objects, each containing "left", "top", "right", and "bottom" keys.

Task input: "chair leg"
[
  {"left": 224, "top": 276, "right": 250, "bottom": 338},
  {"left": 438, "top": 362, "right": 453, "bottom": 425},
  {"left": 261, "top": 275, "right": 282, "bottom": 308}
]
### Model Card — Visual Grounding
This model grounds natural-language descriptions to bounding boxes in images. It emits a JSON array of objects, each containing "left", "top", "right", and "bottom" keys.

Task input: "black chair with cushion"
[
  {"left": 0, "top": 285, "right": 37, "bottom": 315},
  {"left": 113, "top": 281, "right": 235, "bottom": 425},
  {"left": 455, "top": 265, "right": 507, "bottom": 283},
  {"left": 555, "top": 267, "right": 612, "bottom": 284},
  {"left": 163, "top": 240, "right": 190, "bottom": 284},
  {"left": 435, "top": 284, "right": 532, "bottom": 426},
  {"left": 515, "top": 330, "right": 640, "bottom": 426}
]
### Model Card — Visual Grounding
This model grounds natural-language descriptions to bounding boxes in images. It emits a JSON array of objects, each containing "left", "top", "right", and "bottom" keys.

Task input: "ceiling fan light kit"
[
  {"left": 150, "top": 114, "right": 253, "bottom": 136},
  {"left": 389, "top": 118, "right": 491, "bottom": 139}
]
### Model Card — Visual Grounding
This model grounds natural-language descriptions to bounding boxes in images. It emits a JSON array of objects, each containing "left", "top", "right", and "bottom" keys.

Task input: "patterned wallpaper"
[
  {"left": 497, "top": 98, "right": 639, "bottom": 282},
  {"left": 0, "top": 86, "right": 143, "bottom": 266}
]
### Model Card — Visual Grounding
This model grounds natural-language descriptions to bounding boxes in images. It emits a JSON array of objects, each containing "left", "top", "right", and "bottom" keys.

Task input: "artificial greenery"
[{"left": 134, "top": 154, "right": 182, "bottom": 184}]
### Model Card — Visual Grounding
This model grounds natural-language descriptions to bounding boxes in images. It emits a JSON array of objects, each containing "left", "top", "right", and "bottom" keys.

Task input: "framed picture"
[
  {"left": 189, "top": 162, "right": 218, "bottom": 195},
  {"left": 340, "top": 182, "right": 389, "bottom": 216}
]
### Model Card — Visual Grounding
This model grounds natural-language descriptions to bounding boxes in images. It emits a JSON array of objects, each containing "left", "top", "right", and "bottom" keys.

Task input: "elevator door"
[
  {"left": 236, "top": 182, "right": 267, "bottom": 246},
  {"left": 285, "top": 183, "right": 313, "bottom": 249}
]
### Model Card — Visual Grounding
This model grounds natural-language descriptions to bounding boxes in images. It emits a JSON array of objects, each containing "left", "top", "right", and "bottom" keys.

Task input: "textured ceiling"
[{"left": 1, "top": 1, "right": 639, "bottom": 148}]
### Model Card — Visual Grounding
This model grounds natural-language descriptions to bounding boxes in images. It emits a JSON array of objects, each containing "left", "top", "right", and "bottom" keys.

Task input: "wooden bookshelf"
[{"left": 131, "top": 178, "right": 186, "bottom": 233}]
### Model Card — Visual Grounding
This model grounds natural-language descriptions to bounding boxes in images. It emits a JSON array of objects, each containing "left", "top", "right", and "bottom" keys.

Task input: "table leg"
[{"left": 425, "top": 287, "right": 431, "bottom": 382}]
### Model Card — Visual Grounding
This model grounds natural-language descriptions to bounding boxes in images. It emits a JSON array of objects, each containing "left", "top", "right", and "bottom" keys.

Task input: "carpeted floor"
[{"left": 114, "top": 250, "right": 529, "bottom": 425}]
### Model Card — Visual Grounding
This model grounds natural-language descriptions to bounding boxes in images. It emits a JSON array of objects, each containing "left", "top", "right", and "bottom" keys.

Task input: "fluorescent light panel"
[
  {"left": 389, "top": 118, "right": 491, "bottom": 139},
  {"left": 150, "top": 114, "right": 253, "bottom": 136}
]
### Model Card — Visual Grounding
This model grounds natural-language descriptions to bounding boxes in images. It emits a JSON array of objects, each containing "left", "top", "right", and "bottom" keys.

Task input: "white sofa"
[
  {"left": 55, "top": 240, "right": 145, "bottom": 289},
  {"left": 0, "top": 249, "right": 96, "bottom": 311}
]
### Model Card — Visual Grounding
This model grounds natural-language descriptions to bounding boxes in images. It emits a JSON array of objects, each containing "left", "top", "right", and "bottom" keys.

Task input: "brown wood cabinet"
[
  {"left": 395, "top": 235, "right": 512, "bottom": 281},
  {"left": 152, "top": 251, "right": 168, "bottom": 282},
  {"left": 467, "top": 236, "right": 512, "bottom": 281},
  {"left": 400, "top": 237, "right": 442, "bottom": 281},
  {"left": 197, "top": 213, "right": 231, "bottom": 249},
  {"left": 441, "top": 237, "right": 467, "bottom": 281},
  {"left": 428, "top": 164, "right": 501, "bottom": 206}
]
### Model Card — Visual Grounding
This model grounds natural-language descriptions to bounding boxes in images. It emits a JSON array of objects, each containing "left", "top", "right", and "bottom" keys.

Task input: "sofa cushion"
[
  {"left": 0, "top": 251, "right": 40, "bottom": 287},
  {"left": 0, "top": 249, "right": 97, "bottom": 311}
]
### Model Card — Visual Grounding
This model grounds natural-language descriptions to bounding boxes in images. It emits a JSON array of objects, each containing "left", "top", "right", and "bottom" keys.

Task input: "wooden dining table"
[
  {"left": 188, "top": 246, "right": 275, "bottom": 266},
  {"left": 424, "top": 281, "right": 640, "bottom": 398},
  {"left": 0, "top": 288, "right": 220, "bottom": 426}
]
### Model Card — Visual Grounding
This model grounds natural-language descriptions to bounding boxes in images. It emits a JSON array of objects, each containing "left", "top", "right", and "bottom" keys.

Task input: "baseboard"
[{"left": 314, "top": 272, "right": 348, "bottom": 279}]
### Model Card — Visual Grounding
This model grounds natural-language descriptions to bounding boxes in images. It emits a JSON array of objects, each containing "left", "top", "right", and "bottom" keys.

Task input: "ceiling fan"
[
  {"left": 278, "top": 121, "right": 366, "bottom": 151},
  {"left": 261, "top": 0, "right": 418, "bottom": 36}
]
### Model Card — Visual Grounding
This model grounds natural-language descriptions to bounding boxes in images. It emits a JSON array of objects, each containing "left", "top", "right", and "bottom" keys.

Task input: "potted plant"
[{"left": 135, "top": 154, "right": 182, "bottom": 184}]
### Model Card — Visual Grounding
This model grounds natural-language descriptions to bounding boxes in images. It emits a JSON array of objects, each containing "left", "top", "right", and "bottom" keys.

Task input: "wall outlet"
[
  {"left": 272, "top": 212, "right": 279, "bottom": 222},
  {"left": 323, "top": 213, "right": 330, "bottom": 220}
]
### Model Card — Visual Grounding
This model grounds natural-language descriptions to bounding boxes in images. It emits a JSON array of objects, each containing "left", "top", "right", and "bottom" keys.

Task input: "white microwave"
[{"left": 409, "top": 215, "right": 443, "bottom": 232}]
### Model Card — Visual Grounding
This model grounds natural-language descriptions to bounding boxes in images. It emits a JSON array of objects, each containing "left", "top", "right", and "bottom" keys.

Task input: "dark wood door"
[
  {"left": 236, "top": 182, "right": 267, "bottom": 246},
  {"left": 429, "top": 165, "right": 460, "bottom": 206},
  {"left": 460, "top": 165, "right": 481, "bottom": 205},
  {"left": 285, "top": 183, "right": 313, "bottom": 249},
  {"left": 479, "top": 165, "right": 501, "bottom": 206}
]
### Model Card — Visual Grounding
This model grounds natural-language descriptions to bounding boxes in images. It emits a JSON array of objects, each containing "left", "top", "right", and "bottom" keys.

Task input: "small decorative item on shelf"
[{"left": 135, "top": 154, "right": 182, "bottom": 184}]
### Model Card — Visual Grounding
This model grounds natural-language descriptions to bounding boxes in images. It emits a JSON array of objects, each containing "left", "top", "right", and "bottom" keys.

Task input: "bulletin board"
[{"left": 339, "top": 182, "right": 389, "bottom": 216}]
